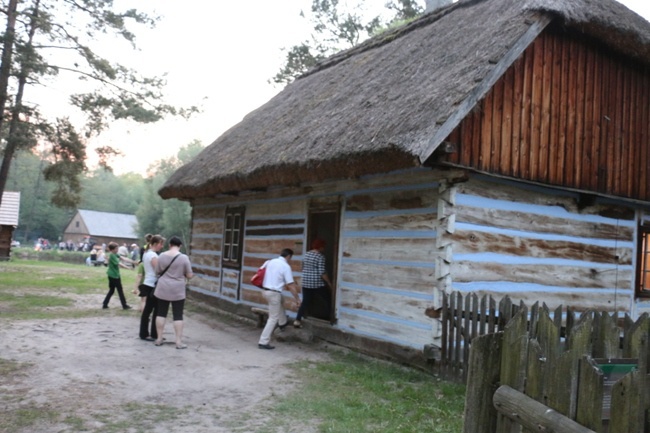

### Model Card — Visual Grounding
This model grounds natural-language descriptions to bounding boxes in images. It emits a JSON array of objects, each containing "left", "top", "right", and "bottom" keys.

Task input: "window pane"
[{"left": 222, "top": 207, "right": 245, "bottom": 268}]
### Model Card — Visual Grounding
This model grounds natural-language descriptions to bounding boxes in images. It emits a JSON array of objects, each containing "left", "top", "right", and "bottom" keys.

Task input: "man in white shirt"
[
  {"left": 118, "top": 243, "right": 129, "bottom": 257},
  {"left": 258, "top": 248, "right": 301, "bottom": 349}
]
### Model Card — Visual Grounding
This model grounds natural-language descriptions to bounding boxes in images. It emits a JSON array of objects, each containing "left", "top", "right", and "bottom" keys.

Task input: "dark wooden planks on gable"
[{"left": 445, "top": 27, "right": 650, "bottom": 202}]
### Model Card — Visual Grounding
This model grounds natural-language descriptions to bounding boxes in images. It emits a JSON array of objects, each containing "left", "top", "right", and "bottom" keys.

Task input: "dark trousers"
[
  {"left": 103, "top": 277, "right": 128, "bottom": 308},
  {"left": 296, "top": 286, "right": 331, "bottom": 321},
  {"left": 156, "top": 298, "right": 185, "bottom": 321},
  {"left": 139, "top": 294, "right": 158, "bottom": 339}
]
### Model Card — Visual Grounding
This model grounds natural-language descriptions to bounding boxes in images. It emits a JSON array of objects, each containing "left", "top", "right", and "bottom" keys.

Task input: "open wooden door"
[{"left": 306, "top": 199, "right": 341, "bottom": 324}]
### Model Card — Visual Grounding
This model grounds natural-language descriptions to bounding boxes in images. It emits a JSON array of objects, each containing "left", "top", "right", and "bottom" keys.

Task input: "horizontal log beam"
[{"left": 493, "top": 385, "right": 596, "bottom": 433}]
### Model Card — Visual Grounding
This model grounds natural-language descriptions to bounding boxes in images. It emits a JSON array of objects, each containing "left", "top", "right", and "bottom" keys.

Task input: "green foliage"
[
  {"left": 79, "top": 168, "right": 145, "bottom": 214},
  {"left": 136, "top": 140, "right": 204, "bottom": 243},
  {"left": 41, "top": 119, "right": 86, "bottom": 207},
  {"left": 273, "top": 0, "right": 424, "bottom": 85},
  {"left": 0, "top": 0, "right": 199, "bottom": 211},
  {"left": 136, "top": 178, "right": 165, "bottom": 238},
  {"left": 386, "top": 0, "right": 426, "bottom": 21},
  {"left": 6, "top": 139, "right": 202, "bottom": 245},
  {"left": 6, "top": 151, "right": 72, "bottom": 242}
]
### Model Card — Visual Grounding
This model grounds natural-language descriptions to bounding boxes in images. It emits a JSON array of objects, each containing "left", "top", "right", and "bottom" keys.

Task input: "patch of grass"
[
  {"left": 0, "top": 260, "right": 112, "bottom": 293},
  {"left": 62, "top": 415, "right": 86, "bottom": 431},
  {"left": 0, "top": 292, "right": 72, "bottom": 308},
  {"left": 94, "top": 403, "right": 190, "bottom": 433},
  {"left": 0, "top": 258, "right": 138, "bottom": 320},
  {"left": 272, "top": 351, "right": 465, "bottom": 433},
  {"left": 0, "top": 358, "right": 25, "bottom": 376},
  {"left": 1, "top": 406, "right": 59, "bottom": 432}
]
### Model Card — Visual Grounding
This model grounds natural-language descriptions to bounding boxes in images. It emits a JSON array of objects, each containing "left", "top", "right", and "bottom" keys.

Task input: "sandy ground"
[{"left": 0, "top": 296, "right": 332, "bottom": 433}]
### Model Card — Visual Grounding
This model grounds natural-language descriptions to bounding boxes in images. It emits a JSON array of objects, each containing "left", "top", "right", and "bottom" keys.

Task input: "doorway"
[{"left": 306, "top": 201, "right": 340, "bottom": 324}]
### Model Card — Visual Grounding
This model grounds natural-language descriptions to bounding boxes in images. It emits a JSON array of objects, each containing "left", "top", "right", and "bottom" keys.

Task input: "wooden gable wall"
[{"left": 443, "top": 26, "right": 650, "bottom": 202}]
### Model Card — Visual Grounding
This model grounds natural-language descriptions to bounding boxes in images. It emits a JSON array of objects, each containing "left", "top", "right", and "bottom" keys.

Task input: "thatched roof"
[{"left": 160, "top": 0, "right": 650, "bottom": 200}]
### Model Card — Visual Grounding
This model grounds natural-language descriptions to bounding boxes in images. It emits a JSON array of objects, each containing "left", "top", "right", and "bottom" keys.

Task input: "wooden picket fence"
[
  {"left": 438, "top": 291, "right": 549, "bottom": 381},
  {"left": 438, "top": 292, "right": 650, "bottom": 433}
]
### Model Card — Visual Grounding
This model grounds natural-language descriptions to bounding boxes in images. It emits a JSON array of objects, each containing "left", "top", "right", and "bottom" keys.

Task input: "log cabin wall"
[
  {"left": 186, "top": 166, "right": 638, "bottom": 352},
  {"left": 240, "top": 199, "right": 306, "bottom": 307},
  {"left": 0, "top": 225, "right": 13, "bottom": 260},
  {"left": 189, "top": 198, "right": 306, "bottom": 307},
  {"left": 185, "top": 168, "right": 464, "bottom": 350},
  {"left": 449, "top": 175, "right": 636, "bottom": 313},
  {"left": 338, "top": 175, "right": 442, "bottom": 349},
  {"left": 188, "top": 204, "right": 224, "bottom": 295},
  {"left": 443, "top": 26, "right": 650, "bottom": 202}
]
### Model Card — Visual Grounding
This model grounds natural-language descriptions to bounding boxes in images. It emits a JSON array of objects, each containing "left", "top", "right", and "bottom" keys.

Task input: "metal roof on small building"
[
  {"left": 72, "top": 210, "right": 138, "bottom": 239},
  {"left": 0, "top": 191, "right": 20, "bottom": 226}
]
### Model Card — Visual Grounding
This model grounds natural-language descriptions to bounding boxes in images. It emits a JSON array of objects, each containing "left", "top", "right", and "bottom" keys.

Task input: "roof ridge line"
[{"left": 297, "top": 0, "right": 485, "bottom": 80}]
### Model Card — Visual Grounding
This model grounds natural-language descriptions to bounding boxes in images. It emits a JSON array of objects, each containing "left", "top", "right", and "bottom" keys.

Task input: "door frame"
[{"left": 306, "top": 197, "right": 341, "bottom": 323}]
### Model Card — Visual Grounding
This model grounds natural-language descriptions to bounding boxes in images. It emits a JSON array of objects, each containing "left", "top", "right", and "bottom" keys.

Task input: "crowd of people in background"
[
  {"left": 29, "top": 235, "right": 146, "bottom": 269},
  {"left": 33, "top": 238, "right": 52, "bottom": 251}
]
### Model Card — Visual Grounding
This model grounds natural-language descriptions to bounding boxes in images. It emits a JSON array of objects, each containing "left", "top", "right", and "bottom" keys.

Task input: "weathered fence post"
[
  {"left": 609, "top": 369, "right": 644, "bottom": 433},
  {"left": 496, "top": 305, "right": 528, "bottom": 433},
  {"left": 576, "top": 356, "right": 603, "bottom": 432},
  {"left": 463, "top": 332, "right": 503, "bottom": 433}
]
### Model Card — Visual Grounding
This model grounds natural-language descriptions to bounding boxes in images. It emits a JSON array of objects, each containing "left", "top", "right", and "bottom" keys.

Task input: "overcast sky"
[{"left": 59, "top": 0, "right": 650, "bottom": 175}]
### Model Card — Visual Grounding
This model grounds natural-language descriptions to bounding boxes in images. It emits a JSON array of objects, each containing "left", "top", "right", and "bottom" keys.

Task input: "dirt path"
[{"left": 0, "top": 303, "right": 331, "bottom": 433}]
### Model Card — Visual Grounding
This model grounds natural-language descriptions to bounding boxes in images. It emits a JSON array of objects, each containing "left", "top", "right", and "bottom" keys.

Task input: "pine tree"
[
  {"left": 272, "top": 0, "right": 424, "bottom": 86},
  {"left": 0, "top": 0, "right": 197, "bottom": 208}
]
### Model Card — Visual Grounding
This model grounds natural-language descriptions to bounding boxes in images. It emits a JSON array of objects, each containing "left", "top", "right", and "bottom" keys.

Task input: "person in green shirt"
[{"left": 102, "top": 242, "right": 137, "bottom": 310}]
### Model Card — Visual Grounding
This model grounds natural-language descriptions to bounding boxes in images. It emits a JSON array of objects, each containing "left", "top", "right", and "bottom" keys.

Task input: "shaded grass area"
[{"left": 267, "top": 351, "right": 466, "bottom": 433}]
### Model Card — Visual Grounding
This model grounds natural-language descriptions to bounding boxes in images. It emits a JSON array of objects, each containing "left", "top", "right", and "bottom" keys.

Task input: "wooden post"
[
  {"left": 496, "top": 305, "right": 529, "bottom": 433},
  {"left": 576, "top": 356, "right": 604, "bottom": 433},
  {"left": 463, "top": 333, "right": 503, "bottom": 433}
]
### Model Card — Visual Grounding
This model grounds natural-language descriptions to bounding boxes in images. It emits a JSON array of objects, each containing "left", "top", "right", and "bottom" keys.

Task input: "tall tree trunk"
[
  {"left": 0, "top": 0, "right": 20, "bottom": 208},
  {"left": 13, "top": 0, "right": 42, "bottom": 243}
]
